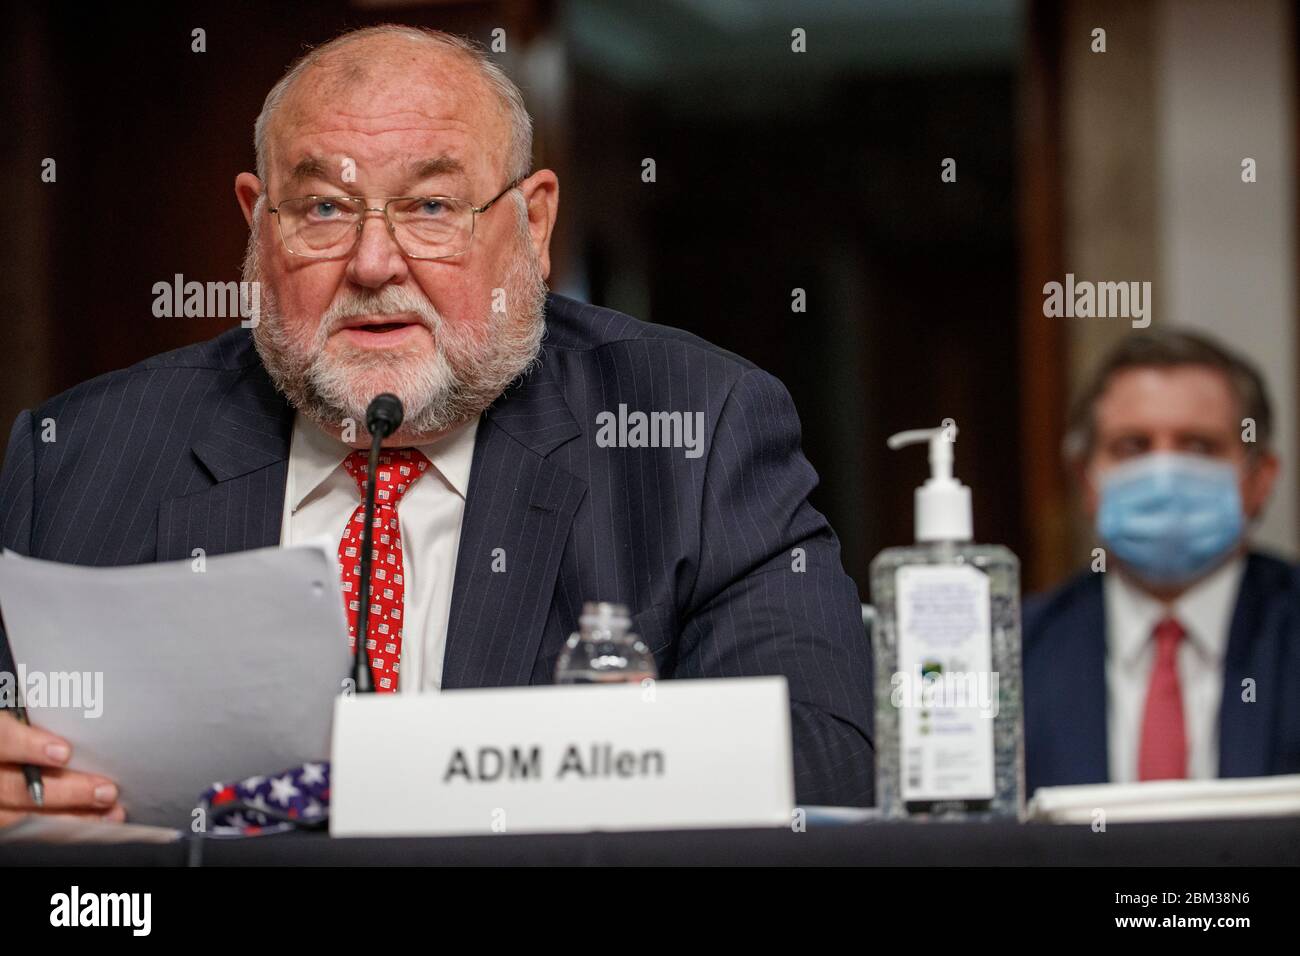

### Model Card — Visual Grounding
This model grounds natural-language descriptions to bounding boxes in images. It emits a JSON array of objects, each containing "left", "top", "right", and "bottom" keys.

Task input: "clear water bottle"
[{"left": 554, "top": 602, "right": 658, "bottom": 684}]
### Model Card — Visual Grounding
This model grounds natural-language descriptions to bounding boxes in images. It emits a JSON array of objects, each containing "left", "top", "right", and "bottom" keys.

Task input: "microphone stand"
[{"left": 350, "top": 394, "right": 404, "bottom": 694}]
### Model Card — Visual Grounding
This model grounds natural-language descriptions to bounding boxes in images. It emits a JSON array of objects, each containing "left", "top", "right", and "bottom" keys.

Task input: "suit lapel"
[
  {"left": 1028, "top": 574, "right": 1109, "bottom": 787},
  {"left": 1218, "top": 554, "right": 1285, "bottom": 777},
  {"left": 1063, "top": 575, "right": 1110, "bottom": 782},
  {"left": 156, "top": 363, "right": 293, "bottom": 561},
  {"left": 441, "top": 357, "right": 586, "bottom": 689}
]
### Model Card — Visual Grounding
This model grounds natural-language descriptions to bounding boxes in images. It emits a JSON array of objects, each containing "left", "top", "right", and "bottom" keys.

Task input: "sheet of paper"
[
  {"left": 0, "top": 545, "right": 351, "bottom": 829},
  {"left": 1028, "top": 774, "right": 1300, "bottom": 823}
]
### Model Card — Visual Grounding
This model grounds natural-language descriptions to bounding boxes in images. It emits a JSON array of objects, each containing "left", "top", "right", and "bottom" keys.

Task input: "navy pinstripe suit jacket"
[{"left": 0, "top": 293, "right": 873, "bottom": 806}]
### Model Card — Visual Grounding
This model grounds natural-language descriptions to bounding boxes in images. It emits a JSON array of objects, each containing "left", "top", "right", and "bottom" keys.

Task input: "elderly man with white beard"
[{"left": 0, "top": 25, "right": 873, "bottom": 824}]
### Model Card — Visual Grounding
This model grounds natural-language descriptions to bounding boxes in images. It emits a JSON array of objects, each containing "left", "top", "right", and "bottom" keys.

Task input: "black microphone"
[
  {"left": 366, "top": 393, "right": 404, "bottom": 441},
  {"left": 351, "top": 394, "right": 404, "bottom": 693}
]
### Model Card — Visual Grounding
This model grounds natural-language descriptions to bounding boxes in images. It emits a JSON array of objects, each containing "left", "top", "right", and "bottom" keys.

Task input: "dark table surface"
[{"left": 3, "top": 816, "right": 1298, "bottom": 866}]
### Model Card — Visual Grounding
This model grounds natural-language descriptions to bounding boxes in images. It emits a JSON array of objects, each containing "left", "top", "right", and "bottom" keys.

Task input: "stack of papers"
[
  {"left": 1028, "top": 774, "right": 1300, "bottom": 823},
  {"left": 0, "top": 815, "right": 180, "bottom": 844}
]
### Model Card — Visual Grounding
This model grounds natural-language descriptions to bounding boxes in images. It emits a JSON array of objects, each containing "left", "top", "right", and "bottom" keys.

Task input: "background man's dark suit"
[
  {"left": 0, "top": 293, "right": 873, "bottom": 806},
  {"left": 1023, "top": 552, "right": 1300, "bottom": 794}
]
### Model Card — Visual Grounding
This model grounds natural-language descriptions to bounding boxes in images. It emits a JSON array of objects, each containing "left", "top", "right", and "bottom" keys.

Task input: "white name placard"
[{"left": 329, "top": 677, "right": 794, "bottom": 837}]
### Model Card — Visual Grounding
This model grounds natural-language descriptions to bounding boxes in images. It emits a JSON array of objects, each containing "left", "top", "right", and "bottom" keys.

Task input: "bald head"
[{"left": 253, "top": 26, "right": 532, "bottom": 190}]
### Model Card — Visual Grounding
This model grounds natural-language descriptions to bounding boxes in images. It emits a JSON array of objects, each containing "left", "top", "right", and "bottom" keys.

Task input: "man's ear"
[
  {"left": 1242, "top": 450, "right": 1280, "bottom": 520},
  {"left": 520, "top": 169, "right": 559, "bottom": 280},
  {"left": 235, "top": 173, "right": 263, "bottom": 227}
]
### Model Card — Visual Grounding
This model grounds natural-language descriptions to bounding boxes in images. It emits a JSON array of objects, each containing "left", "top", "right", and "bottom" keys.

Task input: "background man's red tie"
[
  {"left": 1137, "top": 616, "right": 1188, "bottom": 780},
  {"left": 337, "top": 448, "right": 429, "bottom": 692}
]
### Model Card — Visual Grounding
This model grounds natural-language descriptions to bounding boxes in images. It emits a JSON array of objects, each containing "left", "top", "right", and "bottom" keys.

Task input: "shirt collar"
[
  {"left": 286, "top": 412, "right": 479, "bottom": 513},
  {"left": 1104, "top": 554, "right": 1245, "bottom": 667}
]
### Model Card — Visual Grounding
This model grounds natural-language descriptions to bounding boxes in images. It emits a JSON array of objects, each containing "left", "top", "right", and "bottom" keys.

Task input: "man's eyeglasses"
[{"left": 266, "top": 178, "right": 523, "bottom": 261}]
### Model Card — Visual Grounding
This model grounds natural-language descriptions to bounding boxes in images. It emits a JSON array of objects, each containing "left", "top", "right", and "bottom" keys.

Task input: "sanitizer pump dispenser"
[{"left": 869, "top": 422, "right": 1025, "bottom": 819}]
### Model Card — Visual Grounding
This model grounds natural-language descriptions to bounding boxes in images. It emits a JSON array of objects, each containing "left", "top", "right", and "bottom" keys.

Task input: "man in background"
[{"left": 1024, "top": 330, "right": 1300, "bottom": 793}]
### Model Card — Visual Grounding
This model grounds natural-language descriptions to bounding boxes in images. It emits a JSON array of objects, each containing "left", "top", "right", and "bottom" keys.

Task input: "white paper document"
[
  {"left": 1028, "top": 774, "right": 1300, "bottom": 823},
  {"left": 0, "top": 546, "right": 350, "bottom": 828}
]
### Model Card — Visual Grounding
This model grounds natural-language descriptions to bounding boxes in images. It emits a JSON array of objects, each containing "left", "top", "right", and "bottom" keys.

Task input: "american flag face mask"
[{"left": 196, "top": 762, "right": 332, "bottom": 837}]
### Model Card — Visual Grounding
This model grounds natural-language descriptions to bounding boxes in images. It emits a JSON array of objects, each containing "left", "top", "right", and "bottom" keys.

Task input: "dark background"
[{"left": 5, "top": 0, "right": 1293, "bottom": 597}]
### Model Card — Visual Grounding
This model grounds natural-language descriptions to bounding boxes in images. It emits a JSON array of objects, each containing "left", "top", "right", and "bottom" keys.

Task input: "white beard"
[{"left": 243, "top": 200, "right": 547, "bottom": 441}]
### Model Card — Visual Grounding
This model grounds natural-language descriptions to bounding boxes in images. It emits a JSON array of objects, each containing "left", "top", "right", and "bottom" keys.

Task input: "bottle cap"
[{"left": 579, "top": 601, "right": 631, "bottom": 637}]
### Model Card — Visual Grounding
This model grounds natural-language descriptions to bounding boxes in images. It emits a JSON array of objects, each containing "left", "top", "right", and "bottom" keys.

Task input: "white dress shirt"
[
  {"left": 278, "top": 413, "right": 478, "bottom": 692},
  {"left": 1103, "top": 556, "right": 1245, "bottom": 782}
]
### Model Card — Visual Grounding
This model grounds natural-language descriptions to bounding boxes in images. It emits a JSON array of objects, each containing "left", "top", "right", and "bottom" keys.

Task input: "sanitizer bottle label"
[{"left": 894, "top": 564, "right": 996, "bottom": 802}]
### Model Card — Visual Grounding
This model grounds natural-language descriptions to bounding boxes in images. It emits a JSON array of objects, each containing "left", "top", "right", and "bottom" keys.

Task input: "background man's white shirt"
[
  {"left": 278, "top": 412, "right": 477, "bottom": 691},
  {"left": 1103, "top": 556, "right": 1245, "bottom": 783}
]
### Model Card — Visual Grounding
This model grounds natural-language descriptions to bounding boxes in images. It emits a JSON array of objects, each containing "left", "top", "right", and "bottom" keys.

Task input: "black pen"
[{"left": 12, "top": 702, "right": 45, "bottom": 807}]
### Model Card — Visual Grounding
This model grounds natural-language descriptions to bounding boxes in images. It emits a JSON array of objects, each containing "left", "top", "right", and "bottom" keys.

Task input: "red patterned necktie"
[
  {"left": 337, "top": 448, "right": 430, "bottom": 692},
  {"left": 1137, "top": 616, "right": 1188, "bottom": 780}
]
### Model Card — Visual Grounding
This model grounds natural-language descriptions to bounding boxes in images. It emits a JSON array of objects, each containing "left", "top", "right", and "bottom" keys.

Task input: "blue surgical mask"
[{"left": 1096, "top": 452, "right": 1244, "bottom": 586}]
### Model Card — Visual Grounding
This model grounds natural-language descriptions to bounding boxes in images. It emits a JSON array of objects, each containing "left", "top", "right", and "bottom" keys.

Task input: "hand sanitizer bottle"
[{"left": 870, "top": 423, "right": 1025, "bottom": 820}]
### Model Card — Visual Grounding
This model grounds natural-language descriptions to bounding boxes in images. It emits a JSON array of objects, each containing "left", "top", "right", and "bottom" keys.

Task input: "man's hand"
[{"left": 0, "top": 712, "right": 124, "bottom": 826}]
